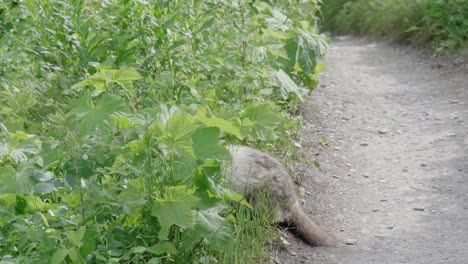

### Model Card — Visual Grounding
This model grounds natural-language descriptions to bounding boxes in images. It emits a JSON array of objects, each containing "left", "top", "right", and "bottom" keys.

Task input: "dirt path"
[{"left": 275, "top": 37, "right": 468, "bottom": 264}]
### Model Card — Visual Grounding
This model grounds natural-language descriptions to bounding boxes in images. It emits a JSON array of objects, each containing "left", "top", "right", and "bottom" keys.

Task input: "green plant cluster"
[
  {"left": 321, "top": 0, "right": 468, "bottom": 54},
  {"left": 0, "top": 0, "right": 327, "bottom": 263}
]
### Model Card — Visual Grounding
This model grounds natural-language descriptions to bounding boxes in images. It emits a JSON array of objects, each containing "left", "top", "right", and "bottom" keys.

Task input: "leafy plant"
[{"left": 0, "top": 0, "right": 327, "bottom": 262}]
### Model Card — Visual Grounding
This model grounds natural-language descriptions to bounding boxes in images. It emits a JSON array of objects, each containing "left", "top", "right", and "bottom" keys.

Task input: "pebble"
[
  {"left": 360, "top": 142, "right": 369, "bottom": 146},
  {"left": 290, "top": 251, "right": 298, "bottom": 256},
  {"left": 413, "top": 207, "right": 425, "bottom": 211},
  {"left": 345, "top": 239, "right": 357, "bottom": 245},
  {"left": 378, "top": 129, "right": 389, "bottom": 134},
  {"left": 363, "top": 173, "right": 370, "bottom": 178},
  {"left": 375, "top": 234, "right": 390, "bottom": 238},
  {"left": 332, "top": 175, "right": 340, "bottom": 179}
]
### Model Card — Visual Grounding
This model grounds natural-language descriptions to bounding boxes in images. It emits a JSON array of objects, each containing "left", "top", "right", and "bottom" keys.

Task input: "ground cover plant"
[
  {"left": 321, "top": 0, "right": 468, "bottom": 54},
  {"left": 0, "top": 0, "right": 327, "bottom": 263}
]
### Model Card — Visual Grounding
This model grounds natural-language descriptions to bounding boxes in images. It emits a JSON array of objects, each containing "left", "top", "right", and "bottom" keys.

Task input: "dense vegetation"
[
  {"left": 0, "top": 0, "right": 327, "bottom": 263},
  {"left": 321, "top": 0, "right": 468, "bottom": 54}
]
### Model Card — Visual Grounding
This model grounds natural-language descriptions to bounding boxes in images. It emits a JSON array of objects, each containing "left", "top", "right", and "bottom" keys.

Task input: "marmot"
[{"left": 225, "top": 145, "right": 335, "bottom": 246}]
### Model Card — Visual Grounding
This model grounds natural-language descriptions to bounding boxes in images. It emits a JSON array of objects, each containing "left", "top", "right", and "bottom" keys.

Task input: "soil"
[{"left": 274, "top": 37, "right": 468, "bottom": 264}]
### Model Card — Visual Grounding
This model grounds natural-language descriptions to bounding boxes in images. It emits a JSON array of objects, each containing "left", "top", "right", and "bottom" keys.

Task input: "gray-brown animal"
[{"left": 225, "top": 145, "right": 335, "bottom": 247}]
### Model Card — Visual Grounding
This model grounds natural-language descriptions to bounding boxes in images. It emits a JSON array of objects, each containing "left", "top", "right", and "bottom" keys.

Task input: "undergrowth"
[
  {"left": 321, "top": 0, "right": 468, "bottom": 54},
  {"left": 0, "top": 0, "right": 327, "bottom": 263}
]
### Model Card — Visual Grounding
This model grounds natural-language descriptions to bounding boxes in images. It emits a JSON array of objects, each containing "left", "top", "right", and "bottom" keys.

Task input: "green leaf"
[
  {"left": 72, "top": 67, "right": 142, "bottom": 93},
  {"left": 33, "top": 170, "right": 54, "bottom": 182},
  {"left": 33, "top": 182, "right": 56, "bottom": 194},
  {"left": 320, "top": 136, "right": 328, "bottom": 144},
  {"left": 195, "top": 108, "right": 241, "bottom": 138},
  {"left": 183, "top": 209, "right": 233, "bottom": 251},
  {"left": 68, "top": 91, "right": 130, "bottom": 136},
  {"left": 131, "top": 246, "right": 147, "bottom": 254},
  {"left": 148, "top": 241, "right": 177, "bottom": 255},
  {"left": 51, "top": 248, "right": 69, "bottom": 264},
  {"left": 68, "top": 226, "right": 86, "bottom": 247},
  {"left": 242, "top": 102, "right": 283, "bottom": 140},
  {"left": 275, "top": 69, "right": 303, "bottom": 100},
  {"left": 159, "top": 114, "right": 199, "bottom": 157},
  {"left": 0, "top": 166, "right": 17, "bottom": 194},
  {"left": 192, "top": 127, "right": 230, "bottom": 162},
  {"left": 151, "top": 186, "right": 199, "bottom": 239},
  {"left": 14, "top": 195, "right": 27, "bottom": 215}
]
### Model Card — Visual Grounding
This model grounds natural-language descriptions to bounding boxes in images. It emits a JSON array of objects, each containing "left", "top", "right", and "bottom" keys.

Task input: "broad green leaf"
[
  {"left": 0, "top": 166, "right": 17, "bottom": 194},
  {"left": 68, "top": 226, "right": 86, "bottom": 246},
  {"left": 275, "top": 69, "right": 303, "bottom": 100},
  {"left": 68, "top": 91, "right": 130, "bottom": 136},
  {"left": 183, "top": 209, "right": 233, "bottom": 251},
  {"left": 14, "top": 195, "right": 27, "bottom": 215},
  {"left": 32, "top": 170, "right": 54, "bottom": 182},
  {"left": 148, "top": 241, "right": 177, "bottom": 255},
  {"left": 131, "top": 246, "right": 147, "bottom": 254},
  {"left": 195, "top": 108, "right": 241, "bottom": 138},
  {"left": 242, "top": 102, "right": 283, "bottom": 140},
  {"left": 33, "top": 182, "right": 56, "bottom": 194},
  {"left": 172, "top": 154, "right": 199, "bottom": 181},
  {"left": 51, "top": 248, "right": 69, "bottom": 264},
  {"left": 151, "top": 186, "right": 199, "bottom": 239},
  {"left": 192, "top": 127, "right": 230, "bottom": 162},
  {"left": 72, "top": 67, "right": 142, "bottom": 93},
  {"left": 159, "top": 114, "right": 199, "bottom": 157}
]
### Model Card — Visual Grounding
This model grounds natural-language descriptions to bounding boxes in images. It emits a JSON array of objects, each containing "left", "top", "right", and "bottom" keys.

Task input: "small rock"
[
  {"left": 345, "top": 239, "right": 357, "bottom": 245},
  {"left": 372, "top": 208, "right": 379, "bottom": 212},
  {"left": 374, "top": 234, "right": 389, "bottom": 239},
  {"left": 378, "top": 129, "right": 389, "bottom": 134},
  {"left": 280, "top": 236, "right": 291, "bottom": 246},
  {"left": 346, "top": 163, "right": 352, "bottom": 167},
  {"left": 430, "top": 210, "right": 438, "bottom": 214},
  {"left": 387, "top": 226, "right": 394, "bottom": 230},
  {"left": 360, "top": 142, "right": 369, "bottom": 146},
  {"left": 334, "top": 146, "right": 341, "bottom": 150},
  {"left": 363, "top": 173, "right": 370, "bottom": 178},
  {"left": 332, "top": 175, "right": 340, "bottom": 179},
  {"left": 379, "top": 179, "right": 389, "bottom": 183},
  {"left": 420, "top": 163, "right": 427, "bottom": 167},
  {"left": 306, "top": 191, "right": 311, "bottom": 195},
  {"left": 349, "top": 169, "right": 356, "bottom": 173},
  {"left": 402, "top": 169, "right": 408, "bottom": 172},
  {"left": 381, "top": 199, "right": 387, "bottom": 202},
  {"left": 449, "top": 100, "right": 460, "bottom": 104},
  {"left": 413, "top": 207, "right": 425, "bottom": 211},
  {"left": 289, "top": 251, "right": 298, "bottom": 256}
]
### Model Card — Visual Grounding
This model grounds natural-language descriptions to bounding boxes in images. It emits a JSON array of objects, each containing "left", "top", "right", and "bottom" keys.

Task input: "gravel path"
[{"left": 275, "top": 37, "right": 468, "bottom": 264}]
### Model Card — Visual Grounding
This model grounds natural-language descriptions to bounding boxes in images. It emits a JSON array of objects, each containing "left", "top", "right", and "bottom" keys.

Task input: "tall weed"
[{"left": 0, "top": 0, "right": 327, "bottom": 262}]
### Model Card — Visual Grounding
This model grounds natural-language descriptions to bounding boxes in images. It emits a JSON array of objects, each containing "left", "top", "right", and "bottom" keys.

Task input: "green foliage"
[
  {"left": 0, "top": 0, "right": 327, "bottom": 262},
  {"left": 321, "top": 0, "right": 468, "bottom": 54}
]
